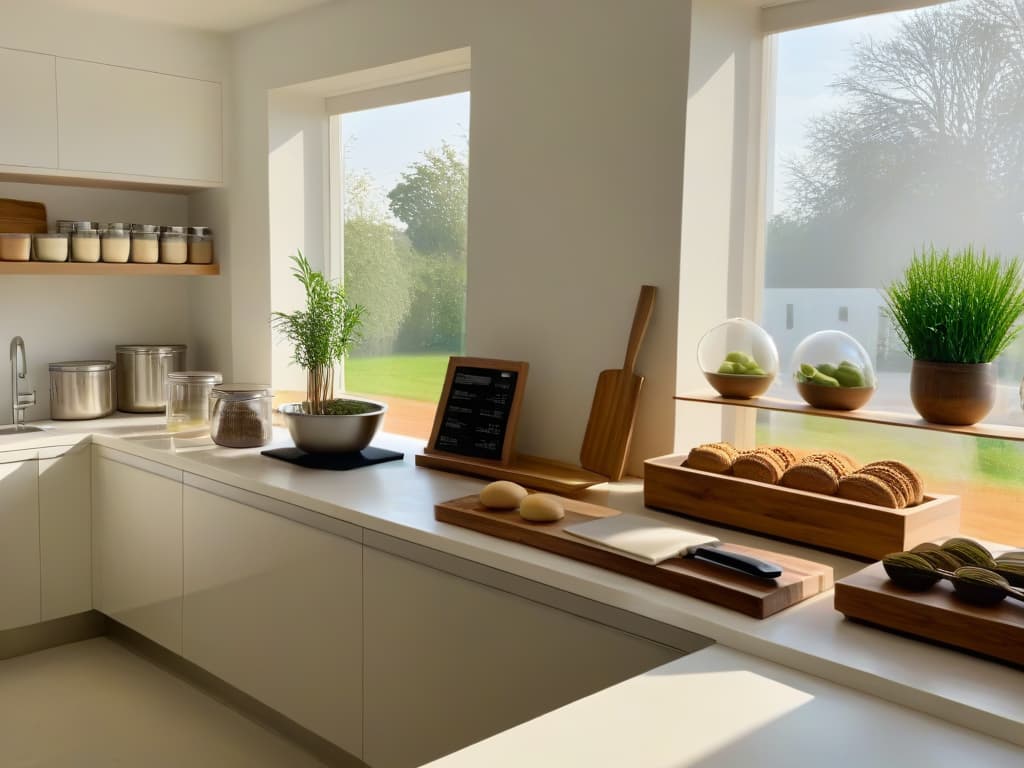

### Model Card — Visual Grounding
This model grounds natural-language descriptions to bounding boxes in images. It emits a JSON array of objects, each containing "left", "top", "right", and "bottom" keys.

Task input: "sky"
[
  {"left": 340, "top": 91, "right": 470, "bottom": 207},
  {"left": 770, "top": 7, "right": 932, "bottom": 215}
]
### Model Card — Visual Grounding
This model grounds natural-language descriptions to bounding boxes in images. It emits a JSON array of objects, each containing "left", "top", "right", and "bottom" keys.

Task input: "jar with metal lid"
[
  {"left": 116, "top": 343, "right": 186, "bottom": 412},
  {"left": 49, "top": 360, "right": 116, "bottom": 420},
  {"left": 70, "top": 226, "right": 100, "bottom": 263},
  {"left": 131, "top": 224, "right": 160, "bottom": 264},
  {"left": 100, "top": 228, "right": 131, "bottom": 263},
  {"left": 160, "top": 226, "right": 188, "bottom": 264},
  {"left": 209, "top": 384, "right": 273, "bottom": 448},
  {"left": 167, "top": 371, "right": 222, "bottom": 432},
  {"left": 187, "top": 226, "right": 214, "bottom": 265}
]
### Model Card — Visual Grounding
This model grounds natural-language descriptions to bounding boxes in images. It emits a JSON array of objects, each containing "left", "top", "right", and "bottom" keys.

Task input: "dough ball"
[
  {"left": 479, "top": 480, "right": 529, "bottom": 510},
  {"left": 519, "top": 494, "right": 565, "bottom": 523}
]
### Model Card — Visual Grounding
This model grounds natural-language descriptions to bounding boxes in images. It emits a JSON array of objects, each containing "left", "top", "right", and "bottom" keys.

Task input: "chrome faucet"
[{"left": 10, "top": 337, "right": 36, "bottom": 429}]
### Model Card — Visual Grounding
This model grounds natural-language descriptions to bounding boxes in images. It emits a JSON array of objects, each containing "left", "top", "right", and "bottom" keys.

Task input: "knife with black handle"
[{"left": 686, "top": 544, "right": 783, "bottom": 579}]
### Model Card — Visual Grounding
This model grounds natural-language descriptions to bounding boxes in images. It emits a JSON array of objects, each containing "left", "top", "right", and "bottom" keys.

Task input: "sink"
[{"left": 0, "top": 425, "right": 45, "bottom": 436}]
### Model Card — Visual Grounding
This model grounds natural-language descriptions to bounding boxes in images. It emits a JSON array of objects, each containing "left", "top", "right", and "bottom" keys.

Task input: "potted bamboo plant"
[
  {"left": 883, "top": 247, "right": 1024, "bottom": 426},
  {"left": 272, "top": 251, "right": 386, "bottom": 453}
]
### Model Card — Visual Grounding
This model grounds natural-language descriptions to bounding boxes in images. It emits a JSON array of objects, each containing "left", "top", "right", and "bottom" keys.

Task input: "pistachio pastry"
[
  {"left": 941, "top": 538, "right": 997, "bottom": 569},
  {"left": 883, "top": 551, "right": 941, "bottom": 591}
]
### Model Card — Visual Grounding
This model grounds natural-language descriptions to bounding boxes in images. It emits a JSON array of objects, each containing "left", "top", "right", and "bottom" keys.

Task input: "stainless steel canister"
[
  {"left": 116, "top": 344, "right": 186, "bottom": 412},
  {"left": 48, "top": 361, "right": 116, "bottom": 420}
]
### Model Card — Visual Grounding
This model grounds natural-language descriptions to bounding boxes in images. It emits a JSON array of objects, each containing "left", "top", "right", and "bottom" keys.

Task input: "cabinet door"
[
  {"left": 39, "top": 445, "right": 92, "bottom": 621},
  {"left": 0, "top": 47, "right": 58, "bottom": 168},
  {"left": 183, "top": 484, "right": 362, "bottom": 756},
  {"left": 92, "top": 449, "right": 183, "bottom": 653},
  {"left": 363, "top": 546, "right": 682, "bottom": 768},
  {"left": 56, "top": 58, "right": 222, "bottom": 182},
  {"left": 0, "top": 452, "right": 40, "bottom": 631}
]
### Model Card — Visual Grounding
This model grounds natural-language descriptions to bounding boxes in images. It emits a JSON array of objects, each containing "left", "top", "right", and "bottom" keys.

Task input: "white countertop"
[
  {"left": 3, "top": 414, "right": 1023, "bottom": 750},
  {"left": 423, "top": 645, "right": 1024, "bottom": 768}
]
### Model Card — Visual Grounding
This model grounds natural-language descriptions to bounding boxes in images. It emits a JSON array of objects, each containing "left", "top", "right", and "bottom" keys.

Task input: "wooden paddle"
[{"left": 580, "top": 284, "right": 657, "bottom": 481}]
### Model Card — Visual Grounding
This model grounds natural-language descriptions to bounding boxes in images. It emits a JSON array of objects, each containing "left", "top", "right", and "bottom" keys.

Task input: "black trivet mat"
[{"left": 261, "top": 446, "right": 404, "bottom": 470}]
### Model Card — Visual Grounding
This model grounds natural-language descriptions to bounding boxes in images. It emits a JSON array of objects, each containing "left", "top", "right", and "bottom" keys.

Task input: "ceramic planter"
[{"left": 909, "top": 361, "right": 996, "bottom": 426}]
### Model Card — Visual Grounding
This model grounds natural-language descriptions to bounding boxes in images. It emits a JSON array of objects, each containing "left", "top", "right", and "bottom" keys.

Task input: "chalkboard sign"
[{"left": 426, "top": 357, "right": 529, "bottom": 465}]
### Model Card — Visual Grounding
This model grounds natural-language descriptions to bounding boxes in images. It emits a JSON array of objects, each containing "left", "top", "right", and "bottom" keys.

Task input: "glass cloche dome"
[
  {"left": 792, "top": 330, "right": 876, "bottom": 411},
  {"left": 697, "top": 318, "right": 779, "bottom": 399}
]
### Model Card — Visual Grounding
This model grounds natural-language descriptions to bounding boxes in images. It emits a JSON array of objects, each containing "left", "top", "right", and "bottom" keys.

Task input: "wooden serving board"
[
  {"left": 436, "top": 494, "right": 833, "bottom": 618},
  {"left": 835, "top": 561, "right": 1024, "bottom": 667},
  {"left": 417, "top": 452, "right": 607, "bottom": 495},
  {"left": 0, "top": 198, "right": 47, "bottom": 234},
  {"left": 644, "top": 453, "right": 961, "bottom": 561}
]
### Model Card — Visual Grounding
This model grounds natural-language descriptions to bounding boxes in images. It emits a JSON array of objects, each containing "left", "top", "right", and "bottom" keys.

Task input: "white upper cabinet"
[
  {"left": 0, "top": 48, "right": 59, "bottom": 169},
  {"left": 56, "top": 58, "right": 222, "bottom": 184}
]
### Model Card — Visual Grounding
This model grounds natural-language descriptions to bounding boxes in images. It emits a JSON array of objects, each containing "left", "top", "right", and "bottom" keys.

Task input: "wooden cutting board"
[
  {"left": 580, "top": 285, "right": 657, "bottom": 481},
  {"left": 835, "top": 561, "right": 1024, "bottom": 667},
  {"left": 0, "top": 198, "right": 47, "bottom": 234},
  {"left": 436, "top": 494, "right": 833, "bottom": 618}
]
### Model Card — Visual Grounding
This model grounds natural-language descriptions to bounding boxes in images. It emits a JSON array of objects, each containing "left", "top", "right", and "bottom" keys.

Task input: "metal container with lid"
[
  {"left": 210, "top": 384, "right": 273, "bottom": 448},
  {"left": 49, "top": 360, "right": 116, "bottom": 420},
  {"left": 116, "top": 344, "right": 186, "bottom": 412},
  {"left": 167, "top": 370, "right": 223, "bottom": 432}
]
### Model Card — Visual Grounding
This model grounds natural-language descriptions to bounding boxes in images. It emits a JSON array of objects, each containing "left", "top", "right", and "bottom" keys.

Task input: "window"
[
  {"left": 762, "top": 0, "right": 1024, "bottom": 543},
  {"left": 334, "top": 89, "right": 470, "bottom": 439}
]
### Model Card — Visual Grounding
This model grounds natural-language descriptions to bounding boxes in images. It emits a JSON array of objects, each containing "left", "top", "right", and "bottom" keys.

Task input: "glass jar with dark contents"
[{"left": 209, "top": 384, "right": 273, "bottom": 448}]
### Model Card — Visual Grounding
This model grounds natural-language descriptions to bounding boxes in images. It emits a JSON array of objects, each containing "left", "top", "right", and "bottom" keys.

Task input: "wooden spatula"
[{"left": 580, "top": 285, "right": 657, "bottom": 481}]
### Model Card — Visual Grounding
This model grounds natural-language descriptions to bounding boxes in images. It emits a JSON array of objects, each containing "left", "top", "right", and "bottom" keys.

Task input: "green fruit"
[
  {"left": 883, "top": 552, "right": 940, "bottom": 591},
  {"left": 747, "top": 366, "right": 766, "bottom": 376},
  {"left": 816, "top": 363, "right": 837, "bottom": 377},
  {"left": 717, "top": 362, "right": 740, "bottom": 374},
  {"left": 833, "top": 367, "right": 866, "bottom": 388},
  {"left": 725, "top": 351, "right": 756, "bottom": 367},
  {"left": 941, "top": 538, "right": 997, "bottom": 569},
  {"left": 839, "top": 360, "right": 860, "bottom": 370},
  {"left": 809, "top": 372, "right": 840, "bottom": 387},
  {"left": 799, "top": 363, "right": 817, "bottom": 378}
]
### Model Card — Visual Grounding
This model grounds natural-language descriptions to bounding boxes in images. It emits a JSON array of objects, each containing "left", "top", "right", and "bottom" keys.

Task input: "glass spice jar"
[{"left": 209, "top": 384, "right": 273, "bottom": 448}]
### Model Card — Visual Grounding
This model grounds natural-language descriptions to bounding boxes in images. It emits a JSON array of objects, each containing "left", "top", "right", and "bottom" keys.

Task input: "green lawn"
[{"left": 345, "top": 354, "right": 450, "bottom": 402}]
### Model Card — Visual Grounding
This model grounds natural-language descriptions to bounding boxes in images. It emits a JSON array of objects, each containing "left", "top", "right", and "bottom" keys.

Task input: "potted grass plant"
[
  {"left": 272, "top": 251, "right": 387, "bottom": 453},
  {"left": 883, "top": 246, "right": 1024, "bottom": 426}
]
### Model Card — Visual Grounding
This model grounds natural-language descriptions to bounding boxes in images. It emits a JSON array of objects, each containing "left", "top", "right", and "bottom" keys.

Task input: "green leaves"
[
  {"left": 882, "top": 246, "right": 1024, "bottom": 364},
  {"left": 271, "top": 251, "right": 366, "bottom": 411}
]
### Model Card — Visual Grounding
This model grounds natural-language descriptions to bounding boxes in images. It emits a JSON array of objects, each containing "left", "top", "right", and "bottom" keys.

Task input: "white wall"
[
  {"left": 0, "top": 3, "right": 230, "bottom": 422},
  {"left": 678, "top": 0, "right": 767, "bottom": 449},
  {"left": 225, "top": 0, "right": 693, "bottom": 470}
]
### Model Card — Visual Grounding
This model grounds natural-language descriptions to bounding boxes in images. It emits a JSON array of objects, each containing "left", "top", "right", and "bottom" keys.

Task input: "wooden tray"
[
  {"left": 644, "top": 453, "right": 960, "bottom": 560},
  {"left": 417, "top": 452, "right": 607, "bottom": 494},
  {"left": 835, "top": 561, "right": 1024, "bottom": 667},
  {"left": 436, "top": 494, "right": 833, "bottom": 618}
]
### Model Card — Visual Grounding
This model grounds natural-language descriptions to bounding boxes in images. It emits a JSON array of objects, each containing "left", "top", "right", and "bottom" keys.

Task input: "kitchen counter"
[
  {"left": 2, "top": 414, "right": 1022, "bottom": 750},
  {"left": 423, "top": 645, "right": 1024, "bottom": 767}
]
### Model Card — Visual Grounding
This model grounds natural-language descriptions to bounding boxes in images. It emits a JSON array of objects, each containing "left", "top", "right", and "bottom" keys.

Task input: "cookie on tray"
[
  {"left": 781, "top": 451, "right": 858, "bottom": 495},
  {"left": 684, "top": 442, "right": 739, "bottom": 474},
  {"left": 837, "top": 472, "right": 901, "bottom": 508},
  {"left": 863, "top": 460, "right": 924, "bottom": 506},
  {"left": 732, "top": 447, "right": 791, "bottom": 484}
]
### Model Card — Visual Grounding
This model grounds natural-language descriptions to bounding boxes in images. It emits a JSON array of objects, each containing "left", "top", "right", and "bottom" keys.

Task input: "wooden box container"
[
  {"left": 643, "top": 453, "right": 960, "bottom": 560},
  {"left": 835, "top": 561, "right": 1024, "bottom": 667}
]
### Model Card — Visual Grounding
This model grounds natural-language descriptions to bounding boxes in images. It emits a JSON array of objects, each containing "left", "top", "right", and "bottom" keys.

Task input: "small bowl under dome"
[
  {"left": 698, "top": 318, "right": 779, "bottom": 399},
  {"left": 792, "top": 330, "right": 876, "bottom": 411}
]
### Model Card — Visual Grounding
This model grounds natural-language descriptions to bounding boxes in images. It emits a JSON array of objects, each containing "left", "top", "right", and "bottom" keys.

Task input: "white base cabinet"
[
  {"left": 92, "top": 449, "right": 183, "bottom": 653},
  {"left": 0, "top": 451, "right": 41, "bottom": 631},
  {"left": 182, "top": 482, "right": 363, "bottom": 757},
  {"left": 39, "top": 445, "right": 92, "bottom": 621},
  {"left": 363, "top": 545, "right": 683, "bottom": 768}
]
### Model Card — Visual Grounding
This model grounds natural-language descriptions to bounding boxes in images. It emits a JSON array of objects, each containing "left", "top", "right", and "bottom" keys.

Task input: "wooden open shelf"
[
  {"left": 675, "top": 390, "right": 1024, "bottom": 441},
  {"left": 0, "top": 262, "right": 219, "bottom": 276}
]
